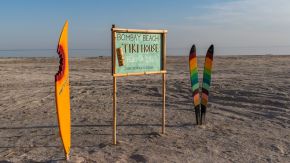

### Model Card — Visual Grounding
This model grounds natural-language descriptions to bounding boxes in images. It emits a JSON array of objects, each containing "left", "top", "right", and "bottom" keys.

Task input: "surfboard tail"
[
  {"left": 189, "top": 44, "right": 200, "bottom": 124},
  {"left": 201, "top": 44, "right": 214, "bottom": 124},
  {"left": 55, "top": 20, "right": 71, "bottom": 158}
]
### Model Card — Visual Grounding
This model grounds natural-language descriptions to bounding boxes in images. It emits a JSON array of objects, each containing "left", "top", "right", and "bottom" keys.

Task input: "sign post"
[{"left": 111, "top": 25, "right": 167, "bottom": 144}]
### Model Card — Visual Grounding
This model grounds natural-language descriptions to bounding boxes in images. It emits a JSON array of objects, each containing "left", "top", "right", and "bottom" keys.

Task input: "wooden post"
[
  {"left": 113, "top": 77, "right": 117, "bottom": 145},
  {"left": 111, "top": 24, "right": 115, "bottom": 75},
  {"left": 161, "top": 32, "right": 167, "bottom": 134},
  {"left": 162, "top": 73, "right": 166, "bottom": 134},
  {"left": 112, "top": 24, "right": 117, "bottom": 145}
]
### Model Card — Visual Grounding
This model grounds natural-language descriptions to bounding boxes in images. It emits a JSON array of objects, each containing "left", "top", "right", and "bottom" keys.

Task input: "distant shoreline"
[
  {"left": 0, "top": 54, "right": 289, "bottom": 59},
  {"left": 1, "top": 47, "right": 290, "bottom": 57}
]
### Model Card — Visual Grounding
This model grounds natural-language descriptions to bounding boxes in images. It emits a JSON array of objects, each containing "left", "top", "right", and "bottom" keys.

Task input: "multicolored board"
[
  {"left": 201, "top": 45, "right": 214, "bottom": 124},
  {"left": 189, "top": 45, "right": 201, "bottom": 124},
  {"left": 55, "top": 21, "right": 71, "bottom": 159},
  {"left": 189, "top": 44, "right": 214, "bottom": 125}
]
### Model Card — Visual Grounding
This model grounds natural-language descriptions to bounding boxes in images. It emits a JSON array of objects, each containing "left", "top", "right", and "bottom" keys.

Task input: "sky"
[{"left": 0, "top": 0, "right": 290, "bottom": 56}]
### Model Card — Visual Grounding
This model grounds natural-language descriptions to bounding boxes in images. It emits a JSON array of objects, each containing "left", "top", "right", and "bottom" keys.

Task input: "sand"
[{"left": 0, "top": 56, "right": 289, "bottom": 162}]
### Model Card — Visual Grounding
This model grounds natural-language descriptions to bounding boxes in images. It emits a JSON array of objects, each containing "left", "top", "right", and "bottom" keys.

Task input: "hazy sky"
[{"left": 0, "top": 0, "right": 290, "bottom": 55}]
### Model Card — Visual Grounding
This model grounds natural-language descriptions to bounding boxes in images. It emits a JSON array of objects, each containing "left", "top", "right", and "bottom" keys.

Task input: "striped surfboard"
[
  {"left": 189, "top": 45, "right": 201, "bottom": 124},
  {"left": 201, "top": 45, "right": 214, "bottom": 124}
]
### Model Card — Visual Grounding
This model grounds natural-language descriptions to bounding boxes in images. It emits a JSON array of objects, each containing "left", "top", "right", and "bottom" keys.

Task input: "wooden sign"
[
  {"left": 111, "top": 25, "right": 167, "bottom": 144},
  {"left": 112, "top": 26, "right": 167, "bottom": 76}
]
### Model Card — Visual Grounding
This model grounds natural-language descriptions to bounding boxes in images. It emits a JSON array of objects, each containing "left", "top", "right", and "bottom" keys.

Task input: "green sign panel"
[{"left": 115, "top": 32, "right": 162, "bottom": 74}]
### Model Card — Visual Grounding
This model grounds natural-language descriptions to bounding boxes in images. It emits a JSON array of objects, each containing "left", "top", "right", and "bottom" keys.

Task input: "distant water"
[
  {"left": 0, "top": 49, "right": 110, "bottom": 57},
  {"left": 170, "top": 46, "right": 290, "bottom": 56},
  {"left": 0, "top": 46, "right": 289, "bottom": 57}
]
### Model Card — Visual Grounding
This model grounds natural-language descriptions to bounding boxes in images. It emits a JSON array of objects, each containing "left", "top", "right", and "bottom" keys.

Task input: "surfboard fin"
[{"left": 195, "top": 106, "right": 201, "bottom": 125}]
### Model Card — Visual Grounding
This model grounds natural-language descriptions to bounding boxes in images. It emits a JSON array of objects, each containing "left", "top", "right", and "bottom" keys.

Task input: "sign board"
[
  {"left": 111, "top": 25, "right": 167, "bottom": 145},
  {"left": 112, "top": 27, "right": 167, "bottom": 76}
]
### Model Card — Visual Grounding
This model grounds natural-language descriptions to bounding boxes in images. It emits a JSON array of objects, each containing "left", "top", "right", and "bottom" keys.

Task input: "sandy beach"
[{"left": 0, "top": 56, "right": 289, "bottom": 162}]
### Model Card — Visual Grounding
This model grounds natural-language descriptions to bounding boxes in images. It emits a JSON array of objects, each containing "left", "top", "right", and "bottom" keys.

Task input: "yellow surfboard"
[{"left": 55, "top": 20, "right": 71, "bottom": 160}]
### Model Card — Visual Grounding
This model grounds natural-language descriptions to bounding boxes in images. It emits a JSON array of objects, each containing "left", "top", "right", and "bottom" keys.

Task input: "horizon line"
[{"left": 1, "top": 45, "right": 290, "bottom": 51}]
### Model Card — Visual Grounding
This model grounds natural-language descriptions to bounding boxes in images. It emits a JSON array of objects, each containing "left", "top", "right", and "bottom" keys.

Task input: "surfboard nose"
[
  {"left": 208, "top": 44, "right": 214, "bottom": 54},
  {"left": 190, "top": 44, "right": 196, "bottom": 54}
]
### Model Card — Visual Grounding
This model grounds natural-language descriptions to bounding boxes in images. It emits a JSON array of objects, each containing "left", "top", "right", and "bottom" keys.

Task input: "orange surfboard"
[{"left": 55, "top": 21, "right": 71, "bottom": 159}]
